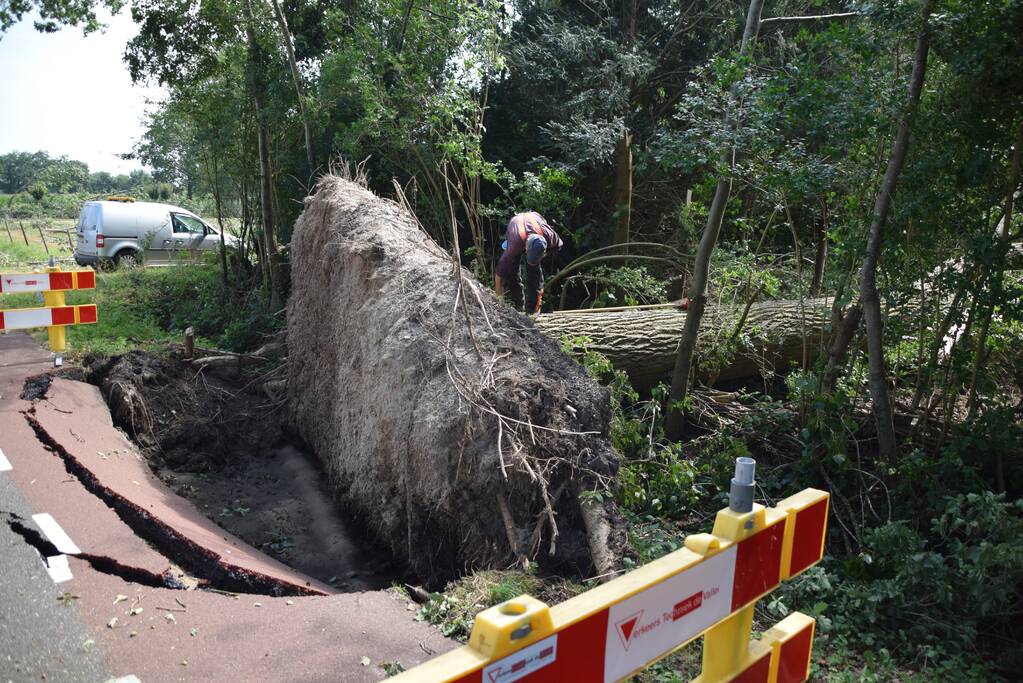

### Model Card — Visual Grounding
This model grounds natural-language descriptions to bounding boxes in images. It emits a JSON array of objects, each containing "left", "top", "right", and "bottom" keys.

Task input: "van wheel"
[{"left": 116, "top": 251, "right": 142, "bottom": 269}]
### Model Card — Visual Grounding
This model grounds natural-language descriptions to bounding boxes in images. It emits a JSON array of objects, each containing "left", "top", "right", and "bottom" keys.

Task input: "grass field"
[{"left": 0, "top": 216, "right": 77, "bottom": 267}]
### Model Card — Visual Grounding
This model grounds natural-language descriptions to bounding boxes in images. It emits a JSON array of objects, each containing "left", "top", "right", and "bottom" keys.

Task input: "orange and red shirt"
[{"left": 496, "top": 212, "right": 563, "bottom": 279}]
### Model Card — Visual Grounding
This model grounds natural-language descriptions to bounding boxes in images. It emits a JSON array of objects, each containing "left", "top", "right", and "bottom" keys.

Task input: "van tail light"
[{"left": 96, "top": 233, "right": 105, "bottom": 248}]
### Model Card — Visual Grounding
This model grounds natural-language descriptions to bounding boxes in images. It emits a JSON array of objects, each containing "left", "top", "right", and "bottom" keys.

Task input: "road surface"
[{"left": 0, "top": 332, "right": 455, "bottom": 682}]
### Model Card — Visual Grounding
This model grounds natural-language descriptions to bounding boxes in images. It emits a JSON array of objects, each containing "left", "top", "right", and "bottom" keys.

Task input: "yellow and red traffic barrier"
[
  {"left": 394, "top": 458, "right": 828, "bottom": 683},
  {"left": 0, "top": 263, "right": 98, "bottom": 357},
  {"left": 0, "top": 269, "right": 96, "bottom": 293},
  {"left": 0, "top": 304, "right": 99, "bottom": 332}
]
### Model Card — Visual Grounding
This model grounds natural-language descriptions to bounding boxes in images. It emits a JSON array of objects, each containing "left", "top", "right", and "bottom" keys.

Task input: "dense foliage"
[
  {"left": 4, "top": 0, "right": 1022, "bottom": 678},
  {"left": 0, "top": 150, "right": 153, "bottom": 195}
]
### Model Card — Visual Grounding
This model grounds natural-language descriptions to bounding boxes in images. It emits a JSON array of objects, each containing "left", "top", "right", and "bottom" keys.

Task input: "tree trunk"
[
  {"left": 536, "top": 252, "right": 1020, "bottom": 394},
  {"left": 612, "top": 128, "right": 633, "bottom": 248},
  {"left": 395, "top": 0, "right": 415, "bottom": 53},
  {"left": 664, "top": 0, "right": 765, "bottom": 439},
  {"left": 966, "top": 117, "right": 1023, "bottom": 420},
  {"left": 821, "top": 301, "right": 862, "bottom": 394},
  {"left": 239, "top": 176, "right": 252, "bottom": 268},
  {"left": 269, "top": 0, "right": 316, "bottom": 179},
  {"left": 810, "top": 206, "right": 828, "bottom": 295},
  {"left": 208, "top": 153, "right": 230, "bottom": 287},
  {"left": 858, "top": 0, "right": 931, "bottom": 460},
  {"left": 783, "top": 200, "right": 809, "bottom": 370},
  {"left": 244, "top": 0, "right": 282, "bottom": 311},
  {"left": 535, "top": 297, "right": 832, "bottom": 391}
]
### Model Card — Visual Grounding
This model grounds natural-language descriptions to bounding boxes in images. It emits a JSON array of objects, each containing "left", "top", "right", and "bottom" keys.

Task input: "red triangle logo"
[
  {"left": 615, "top": 610, "right": 644, "bottom": 651},
  {"left": 620, "top": 618, "right": 638, "bottom": 641}
]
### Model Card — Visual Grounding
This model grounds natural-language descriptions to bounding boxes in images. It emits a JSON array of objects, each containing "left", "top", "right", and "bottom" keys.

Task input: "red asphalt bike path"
[
  {"left": 0, "top": 332, "right": 456, "bottom": 682},
  {"left": 33, "top": 378, "right": 336, "bottom": 596},
  {"left": 0, "top": 340, "right": 176, "bottom": 581}
]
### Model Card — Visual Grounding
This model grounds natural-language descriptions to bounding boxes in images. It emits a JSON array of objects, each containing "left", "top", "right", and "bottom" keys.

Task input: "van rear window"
[{"left": 78, "top": 205, "right": 99, "bottom": 233}]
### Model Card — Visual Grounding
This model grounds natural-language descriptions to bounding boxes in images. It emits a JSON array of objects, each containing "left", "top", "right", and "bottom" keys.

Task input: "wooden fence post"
[{"left": 36, "top": 225, "right": 49, "bottom": 254}]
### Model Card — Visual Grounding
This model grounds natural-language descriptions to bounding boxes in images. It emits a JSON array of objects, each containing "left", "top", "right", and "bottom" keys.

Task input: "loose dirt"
[
  {"left": 161, "top": 444, "right": 396, "bottom": 591},
  {"left": 85, "top": 351, "right": 398, "bottom": 591}
]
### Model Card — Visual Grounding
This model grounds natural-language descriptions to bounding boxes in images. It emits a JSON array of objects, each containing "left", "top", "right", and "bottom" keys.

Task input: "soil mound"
[
  {"left": 287, "top": 177, "right": 623, "bottom": 586},
  {"left": 90, "top": 351, "right": 280, "bottom": 471}
]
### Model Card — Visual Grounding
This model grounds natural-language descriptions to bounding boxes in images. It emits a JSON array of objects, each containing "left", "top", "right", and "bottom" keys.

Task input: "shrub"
[
  {"left": 775, "top": 492, "right": 1023, "bottom": 678},
  {"left": 65, "top": 265, "right": 280, "bottom": 356}
]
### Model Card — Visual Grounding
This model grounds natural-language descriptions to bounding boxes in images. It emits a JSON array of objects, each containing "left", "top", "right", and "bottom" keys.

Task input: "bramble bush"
[{"left": 774, "top": 491, "right": 1023, "bottom": 679}]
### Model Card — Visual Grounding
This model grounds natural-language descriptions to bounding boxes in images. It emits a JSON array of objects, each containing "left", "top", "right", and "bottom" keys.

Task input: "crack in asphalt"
[
  {"left": 2, "top": 510, "right": 167, "bottom": 587},
  {"left": 22, "top": 407, "right": 323, "bottom": 597},
  {"left": 3, "top": 510, "right": 62, "bottom": 557}
]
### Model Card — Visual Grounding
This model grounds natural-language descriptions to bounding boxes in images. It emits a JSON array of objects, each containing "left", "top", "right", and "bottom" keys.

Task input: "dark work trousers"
[{"left": 505, "top": 258, "right": 545, "bottom": 313}]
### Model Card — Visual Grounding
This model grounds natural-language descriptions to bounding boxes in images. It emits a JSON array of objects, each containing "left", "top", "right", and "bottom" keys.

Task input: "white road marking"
[
  {"left": 44, "top": 554, "right": 73, "bottom": 583},
  {"left": 106, "top": 677, "right": 142, "bottom": 683},
  {"left": 32, "top": 513, "right": 81, "bottom": 555},
  {"left": 0, "top": 447, "right": 11, "bottom": 472}
]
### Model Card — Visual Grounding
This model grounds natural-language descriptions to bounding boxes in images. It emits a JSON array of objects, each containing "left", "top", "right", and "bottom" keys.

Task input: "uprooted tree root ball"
[{"left": 287, "top": 177, "right": 627, "bottom": 586}]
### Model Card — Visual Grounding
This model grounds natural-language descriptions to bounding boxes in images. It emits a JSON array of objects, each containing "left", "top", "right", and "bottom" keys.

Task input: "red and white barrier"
[
  {"left": 395, "top": 489, "right": 828, "bottom": 683},
  {"left": 0, "top": 304, "right": 98, "bottom": 331},
  {"left": 0, "top": 268, "right": 99, "bottom": 356},
  {"left": 0, "top": 270, "right": 95, "bottom": 294}
]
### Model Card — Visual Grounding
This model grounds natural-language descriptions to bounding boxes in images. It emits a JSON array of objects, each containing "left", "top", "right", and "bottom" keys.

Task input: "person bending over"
[{"left": 495, "top": 211, "right": 563, "bottom": 314}]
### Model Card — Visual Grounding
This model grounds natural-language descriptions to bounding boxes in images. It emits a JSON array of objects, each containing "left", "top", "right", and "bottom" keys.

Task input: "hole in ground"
[
  {"left": 61, "top": 351, "right": 404, "bottom": 593},
  {"left": 160, "top": 437, "right": 399, "bottom": 592}
]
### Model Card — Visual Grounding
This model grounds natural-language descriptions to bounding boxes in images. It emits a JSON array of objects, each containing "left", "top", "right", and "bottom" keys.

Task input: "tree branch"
[
  {"left": 759, "top": 12, "right": 858, "bottom": 29},
  {"left": 546, "top": 255, "right": 679, "bottom": 293}
]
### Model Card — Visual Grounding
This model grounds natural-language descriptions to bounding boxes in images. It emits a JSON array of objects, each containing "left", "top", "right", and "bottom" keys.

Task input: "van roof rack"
[{"left": 107, "top": 196, "right": 136, "bottom": 203}]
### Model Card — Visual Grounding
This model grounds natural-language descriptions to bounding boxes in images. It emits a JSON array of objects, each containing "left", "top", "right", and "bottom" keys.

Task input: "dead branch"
[{"left": 759, "top": 11, "right": 858, "bottom": 28}]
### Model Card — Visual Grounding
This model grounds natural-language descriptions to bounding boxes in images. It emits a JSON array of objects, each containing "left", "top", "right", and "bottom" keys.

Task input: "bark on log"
[
  {"left": 535, "top": 298, "right": 832, "bottom": 391},
  {"left": 536, "top": 247, "right": 1023, "bottom": 395},
  {"left": 287, "top": 178, "right": 622, "bottom": 586}
]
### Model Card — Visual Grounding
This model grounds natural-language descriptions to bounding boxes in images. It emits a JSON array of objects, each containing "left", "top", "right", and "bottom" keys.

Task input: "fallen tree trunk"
[
  {"left": 535, "top": 298, "right": 833, "bottom": 391},
  {"left": 537, "top": 251, "right": 1023, "bottom": 392},
  {"left": 287, "top": 178, "right": 622, "bottom": 586}
]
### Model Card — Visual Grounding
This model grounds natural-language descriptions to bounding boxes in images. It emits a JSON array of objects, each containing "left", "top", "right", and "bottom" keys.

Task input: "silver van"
[{"left": 73, "top": 199, "right": 239, "bottom": 268}]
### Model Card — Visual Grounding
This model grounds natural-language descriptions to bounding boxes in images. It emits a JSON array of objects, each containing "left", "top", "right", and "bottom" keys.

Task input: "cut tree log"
[
  {"left": 287, "top": 177, "right": 623, "bottom": 586},
  {"left": 537, "top": 245, "right": 1023, "bottom": 393},
  {"left": 534, "top": 298, "right": 833, "bottom": 391}
]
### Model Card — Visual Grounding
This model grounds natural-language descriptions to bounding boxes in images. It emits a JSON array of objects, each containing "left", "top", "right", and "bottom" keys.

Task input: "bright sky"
[{"left": 0, "top": 9, "right": 165, "bottom": 174}]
